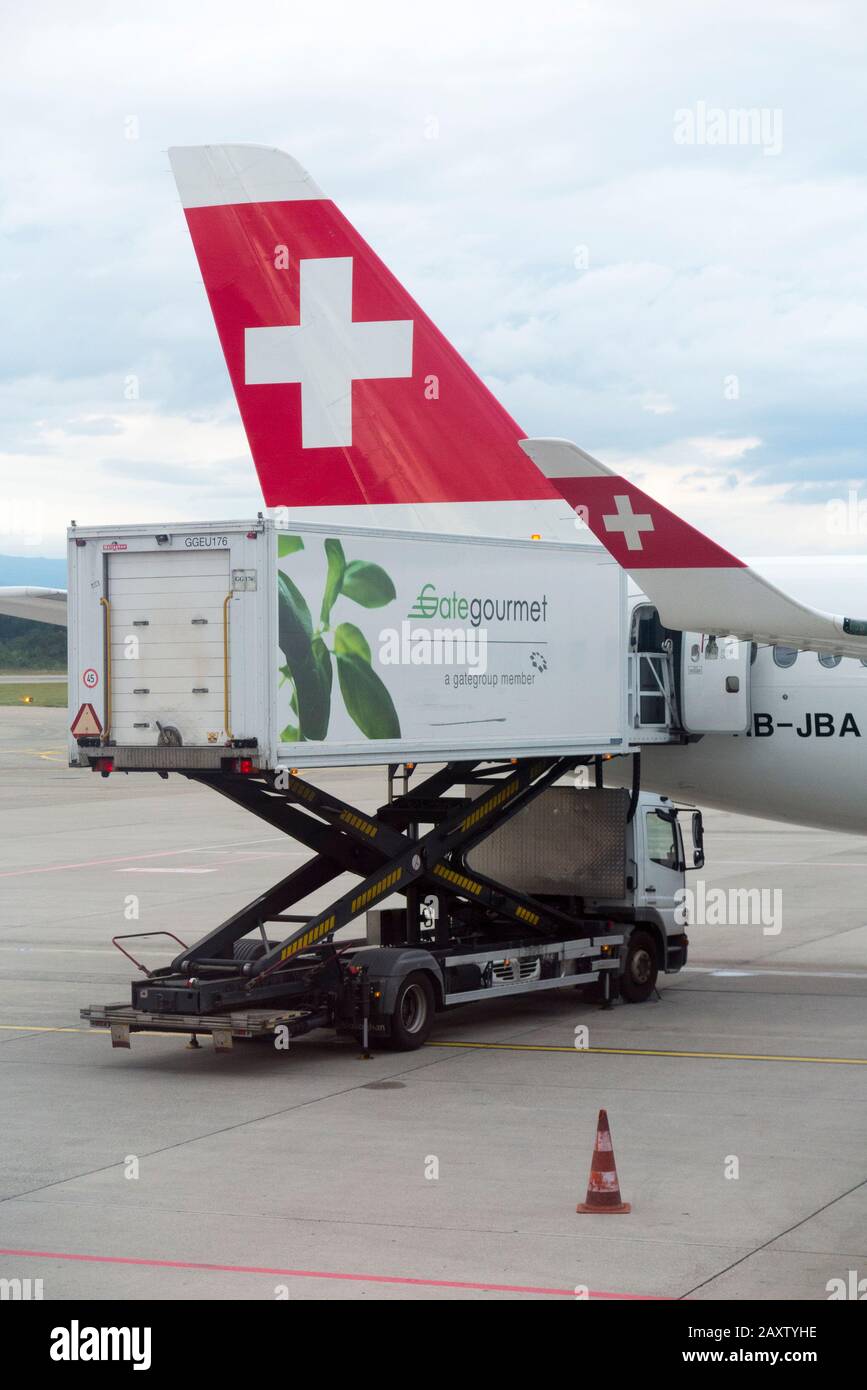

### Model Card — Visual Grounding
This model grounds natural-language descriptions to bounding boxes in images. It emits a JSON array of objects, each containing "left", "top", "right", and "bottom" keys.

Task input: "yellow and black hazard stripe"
[
  {"left": 432, "top": 863, "right": 483, "bottom": 897},
  {"left": 350, "top": 866, "right": 403, "bottom": 915},
  {"left": 514, "top": 904, "right": 540, "bottom": 926},
  {"left": 280, "top": 913, "right": 336, "bottom": 961},
  {"left": 339, "top": 809, "right": 379, "bottom": 838},
  {"left": 458, "top": 761, "right": 549, "bottom": 833},
  {"left": 459, "top": 778, "right": 520, "bottom": 832},
  {"left": 286, "top": 777, "right": 316, "bottom": 803}
]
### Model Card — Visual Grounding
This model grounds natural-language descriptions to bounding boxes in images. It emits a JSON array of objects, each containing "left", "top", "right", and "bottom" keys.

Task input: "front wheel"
[
  {"left": 388, "top": 972, "right": 435, "bottom": 1050},
  {"left": 619, "top": 929, "right": 659, "bottom": 1003}
]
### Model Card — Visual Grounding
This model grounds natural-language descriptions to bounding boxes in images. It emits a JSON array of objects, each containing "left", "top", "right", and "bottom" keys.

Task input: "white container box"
[{"left": 67, "top": 518, "right": 627, "bottom": 769}]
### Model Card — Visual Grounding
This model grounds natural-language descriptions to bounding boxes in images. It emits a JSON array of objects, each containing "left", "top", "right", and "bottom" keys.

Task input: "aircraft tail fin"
[{"left": 169, "top": 145, "right": 556, "bottom": 519}]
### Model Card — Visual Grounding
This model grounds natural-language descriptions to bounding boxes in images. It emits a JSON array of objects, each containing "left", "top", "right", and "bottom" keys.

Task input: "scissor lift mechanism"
[{"left": 82, "top": 756, "right": 624, "bottom": 1050}]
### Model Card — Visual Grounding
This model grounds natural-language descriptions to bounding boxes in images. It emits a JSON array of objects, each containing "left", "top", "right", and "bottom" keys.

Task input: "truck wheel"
[
  {"left": 619, "top": 930, "right": 658, "bottom": 1003},
  {"left": 388, "top": 972, "right": 435, "bottom": 1050}
]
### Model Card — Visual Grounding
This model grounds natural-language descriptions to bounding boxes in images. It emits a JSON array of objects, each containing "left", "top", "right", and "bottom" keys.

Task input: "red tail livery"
[{"left": 169, "top": 145, "right": 557, "bottom": 514}]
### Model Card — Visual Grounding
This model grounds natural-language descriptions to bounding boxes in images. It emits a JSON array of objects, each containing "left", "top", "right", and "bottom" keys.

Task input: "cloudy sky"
[{"left": 2, "top": 0, "right": 867, "bottom": 559}]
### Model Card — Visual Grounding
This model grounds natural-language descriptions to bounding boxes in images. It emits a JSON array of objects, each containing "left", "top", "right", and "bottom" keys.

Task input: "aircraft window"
[
  {"left": 818, "top": 653, "right": 842, "bottom": 669},
  {"left": 646, "top": 811, "right": 679, "bottom": 871},
  {"left": 773, "top": 645, "right": 798, "bottom": 669}
]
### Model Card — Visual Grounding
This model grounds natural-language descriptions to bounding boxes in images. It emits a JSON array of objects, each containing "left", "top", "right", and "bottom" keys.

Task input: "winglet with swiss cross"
[
  {"left": 519, "top": 437, "right": 867, "bottom": 663},
  {"left": 519, "top": 437, "right": 745, "bottom": 570}
]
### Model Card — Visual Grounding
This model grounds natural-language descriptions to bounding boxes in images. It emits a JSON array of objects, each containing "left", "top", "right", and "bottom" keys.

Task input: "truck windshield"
[{"left": 646, "top": 810, "right": 679, "bottom": 871}]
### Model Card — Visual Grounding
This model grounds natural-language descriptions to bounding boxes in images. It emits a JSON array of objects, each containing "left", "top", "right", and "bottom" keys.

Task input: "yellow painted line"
[
  {"left": 425, "top": 1040, "right": 867, "bottom": 1066},
  {"left": 1, "top": 1024, "right": 91, "bottom": 1034},
  {"left": 3, "top": 1025, "right": 865, "bottom": 1066}
]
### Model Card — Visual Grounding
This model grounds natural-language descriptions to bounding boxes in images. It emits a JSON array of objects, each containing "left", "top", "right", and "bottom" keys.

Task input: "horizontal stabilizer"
[{"left": 521, "top": 437, "right": 867, "bottom": 658}]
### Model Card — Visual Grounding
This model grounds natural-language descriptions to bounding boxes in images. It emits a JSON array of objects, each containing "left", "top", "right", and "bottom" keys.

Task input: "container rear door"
[{"left": 108, "top": 549, "right": 231, "bottom": 746}]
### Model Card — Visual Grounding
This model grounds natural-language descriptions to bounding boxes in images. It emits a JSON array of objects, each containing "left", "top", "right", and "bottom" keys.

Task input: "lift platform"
[
  {"left": 81, "top": 755, "right": 626, "bottom": 1051},
  {"left": 82, "top": 1004, "right": 318, "bottom": 1052}
]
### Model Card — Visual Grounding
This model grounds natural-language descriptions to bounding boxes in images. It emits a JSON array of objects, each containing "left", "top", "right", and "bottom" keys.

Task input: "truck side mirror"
[{"left": 691, "top": 810, "right": 705, "bottom": 869}]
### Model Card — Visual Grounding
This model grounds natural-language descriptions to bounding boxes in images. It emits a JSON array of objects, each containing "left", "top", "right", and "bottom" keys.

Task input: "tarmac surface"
[{"left": 1, "top": 707, "right": 865, "bottom": 1301}]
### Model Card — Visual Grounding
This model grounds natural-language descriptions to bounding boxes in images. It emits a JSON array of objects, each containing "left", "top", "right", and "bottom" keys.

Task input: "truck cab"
[
  {"left": 584, "top": 790, "right": 700, "bottom": 1000},
  {"left": 466, "top": 783, "right": 701, "bottom": 1003}
]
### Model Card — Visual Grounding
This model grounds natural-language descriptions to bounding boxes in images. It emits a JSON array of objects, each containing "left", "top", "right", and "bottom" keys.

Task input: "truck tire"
[
  {"left": 619, "top": 930, "right": 658, "bottom": 1003},
  {"left": 388, "top": 972, "right": 435, "bottom": 1050}
]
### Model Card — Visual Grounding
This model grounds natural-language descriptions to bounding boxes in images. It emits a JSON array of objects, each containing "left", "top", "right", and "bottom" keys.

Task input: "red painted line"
[{"left": 0, "top": 1247, "right": 661, "bottom": 1300}]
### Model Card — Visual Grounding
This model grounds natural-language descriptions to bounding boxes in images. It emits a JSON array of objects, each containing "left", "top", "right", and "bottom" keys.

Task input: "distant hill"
[
  {"left": 0, "top": 616, "right": 67, "bottom": 670},
  {"left": 0, "top": 554, "right": 67, "bottom": 587},
  {"left": 0, "top": 555, "right": 67, "bottom": 670}
]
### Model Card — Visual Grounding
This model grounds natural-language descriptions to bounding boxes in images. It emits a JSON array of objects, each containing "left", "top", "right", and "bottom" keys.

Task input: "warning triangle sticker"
[{"left": 71, "top": 703, "right": 102, "bottom": 738}]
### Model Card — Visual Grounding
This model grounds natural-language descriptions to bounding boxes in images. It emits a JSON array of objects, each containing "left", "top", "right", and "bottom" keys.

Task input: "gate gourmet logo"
[
  {"left": 387, "top": 581, "right": 553, "bottom": 675},
  {"left": 408, "top": 581, "right": 549, "bottom": 628}
]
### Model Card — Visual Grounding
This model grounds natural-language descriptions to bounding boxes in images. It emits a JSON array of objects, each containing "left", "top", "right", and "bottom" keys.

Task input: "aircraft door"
[{"left": 680, "top": 632, "right": 750, "bottom": 734}]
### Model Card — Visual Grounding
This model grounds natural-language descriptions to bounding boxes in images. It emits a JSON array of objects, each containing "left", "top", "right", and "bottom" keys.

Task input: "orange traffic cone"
[{"left": 577, "top": 1108, "right": 631, "bottom": 1214}]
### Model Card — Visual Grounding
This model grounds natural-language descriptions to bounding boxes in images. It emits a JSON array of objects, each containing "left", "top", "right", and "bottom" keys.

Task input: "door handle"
[{"left": 646, "top": 885, "right": 656, "bottom": 893}]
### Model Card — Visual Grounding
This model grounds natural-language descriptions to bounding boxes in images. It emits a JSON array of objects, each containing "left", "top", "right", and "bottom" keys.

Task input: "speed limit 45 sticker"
[{"left": 82, "top": 668, "right": 99, "bottom": 690}]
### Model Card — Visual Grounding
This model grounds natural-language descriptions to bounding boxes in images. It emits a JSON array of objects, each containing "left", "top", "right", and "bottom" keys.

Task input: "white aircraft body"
[
  {"left": 3, "top": 143, "right": 866, "bottom": 834},
  {"left": 623, "top": 562, "right": 867, "bottom": 835}
]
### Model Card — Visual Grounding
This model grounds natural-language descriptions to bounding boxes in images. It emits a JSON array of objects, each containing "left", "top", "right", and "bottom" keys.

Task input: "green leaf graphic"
[
  {"left": 278, "top": 572, "right": 313, "bottom": 643},
  {"left": 334, "top": 621, "right": 371, "bottom": 664},
  {"left": 320, "top": 538, "right": 346, "bottom": 625},
  {"left": 342, "top": 560, "right": 396, "bottom": 609},
  {"left": 278, "top": 573, "right": 329, "bottom": 739},
  {"left": 281, "top": 722, "right": 301, "bottom": 742},
  {"left": 337, "top": 652, "right": 401, "bottom": 739},
  {"left": 312, "top": 635, "right": 333, "bottom": 704},
  {"left": 278, "top": 534, "right": 305, "bottom": 558}
]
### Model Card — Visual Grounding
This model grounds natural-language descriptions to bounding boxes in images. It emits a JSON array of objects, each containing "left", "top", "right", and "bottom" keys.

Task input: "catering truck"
[
  {"left": 71, "top": 517, "right": 698, "bottom": 1054},
  {"left": 81, "top": 780, "right": 699, "bottom": 1052}
]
